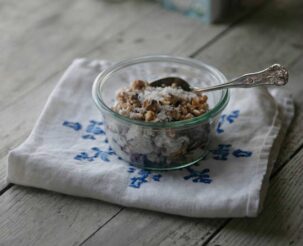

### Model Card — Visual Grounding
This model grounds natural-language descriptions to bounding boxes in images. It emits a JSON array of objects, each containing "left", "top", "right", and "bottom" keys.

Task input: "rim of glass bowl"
[{"left": 92, "top": 55, "right": 230, "bottom": 128}]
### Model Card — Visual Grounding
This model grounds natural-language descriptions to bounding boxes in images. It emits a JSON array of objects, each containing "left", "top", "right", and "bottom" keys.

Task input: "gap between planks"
[{"left": 79, "top": 207, "right": 124, "bottom": 246}]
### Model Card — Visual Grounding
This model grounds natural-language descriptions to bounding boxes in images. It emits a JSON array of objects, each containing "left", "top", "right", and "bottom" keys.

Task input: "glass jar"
[{"left": 92, "top": 55, "right": 229, "bottom": 170}]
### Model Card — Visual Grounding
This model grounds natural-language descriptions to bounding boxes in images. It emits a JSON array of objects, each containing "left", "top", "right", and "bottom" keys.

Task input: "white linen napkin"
[{"left": 7, "top": 59, "right": 294, "bottom": 218}]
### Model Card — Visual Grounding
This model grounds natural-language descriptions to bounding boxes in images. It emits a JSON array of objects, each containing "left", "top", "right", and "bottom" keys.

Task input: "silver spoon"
[{"left": 150, "top": 64, "right": 288, "bottom": 93}]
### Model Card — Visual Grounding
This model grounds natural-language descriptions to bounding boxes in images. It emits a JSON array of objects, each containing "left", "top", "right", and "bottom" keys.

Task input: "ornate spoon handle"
[{"left": 195, "top": 64, "right": 288, "bottom": 93}]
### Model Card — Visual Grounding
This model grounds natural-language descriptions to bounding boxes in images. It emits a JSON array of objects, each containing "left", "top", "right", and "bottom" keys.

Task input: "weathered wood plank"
[
  {"left": 82, "top": 209, "right": 225, "bottom": 246},
  {"left": 0, "top": 0, "right": 230, "bottom": 112},
  {"left": 0, "top": 186, "right": 120, "bottom": 246},
  {"left": 82, "top": 0, "right": 303, "bottom": 245},
  {"left": 276, "top": 56, "right": 303, "bottom": 167},
  {"left": 0, "top": 157, "right": 10, "bottom": 190},
  {"left": 206, "top": 147, "right": 303, "bottom": 246},
  {"left": 0, "top": 0, "right": 158, "bottom": 110}
]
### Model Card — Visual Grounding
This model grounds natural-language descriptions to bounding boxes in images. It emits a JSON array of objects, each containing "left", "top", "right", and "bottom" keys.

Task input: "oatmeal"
[{"left": 112, "top": 80, "right": 209, "bottom": 122}]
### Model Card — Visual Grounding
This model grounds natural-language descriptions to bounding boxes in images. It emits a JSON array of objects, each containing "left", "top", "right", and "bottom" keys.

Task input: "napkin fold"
[{"left": 7, "top": 59, "right": 294, "bottom": 218}]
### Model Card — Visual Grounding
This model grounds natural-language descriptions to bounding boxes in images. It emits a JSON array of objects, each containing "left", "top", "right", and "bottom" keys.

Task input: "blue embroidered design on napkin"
[
  {"left": 74, "top": 146, "right": 116, "bottom": 162},
  {"left": 210, "top": 144, "right": 252, "bottom": 161},
  {"left": 63, "top": 120, "right": 105, "bottom": 140},
  {"left": 183, "top": 167, "right": 212, "bottom": 183},
  {"left": 62, "top": 110, "right": 253, "bottom": 189},
  {"left": 128, "top": 166, "right": 162, "bottom": 188},
  {"left": 216, "top": 110, "right": 240, "bottom": 134}
]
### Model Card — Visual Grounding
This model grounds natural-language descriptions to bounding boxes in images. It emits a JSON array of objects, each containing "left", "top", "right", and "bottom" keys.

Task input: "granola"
[
  {"left": 112, "top": 80, "right": 209, "bottom": 122},
  {"left": 104, "top": 79, "right": 211, "bottom": 169}
]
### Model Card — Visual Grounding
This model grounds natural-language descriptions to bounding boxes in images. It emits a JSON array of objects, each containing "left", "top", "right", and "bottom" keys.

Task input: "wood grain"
[
  {"left": 0, "top": 0, "right": 230, "bottom": 112},
  {"left": 0, "top": 0, "right": 156, "bottom": 110},
  {"left": 276, "top": 56, "right": 303, "bottom": 168},
  {"left": 82, "top": 209, "right": 225, "bottom": 246},
  {"left": 0, "top": 156, "right": 10, "bottom": 191},
  {"left": 0, "top": 186, "right": 120, "bottom": 246}
]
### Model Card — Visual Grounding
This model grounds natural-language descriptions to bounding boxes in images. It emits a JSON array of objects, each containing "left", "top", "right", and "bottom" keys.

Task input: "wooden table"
[{"left": 1, "top": 0, "right": 303, "bottom": 245}]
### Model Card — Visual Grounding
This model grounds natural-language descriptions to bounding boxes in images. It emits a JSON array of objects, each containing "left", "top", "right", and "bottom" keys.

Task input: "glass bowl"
[{"left": 92, "top": 55, "right": 229, "bottom": 170}]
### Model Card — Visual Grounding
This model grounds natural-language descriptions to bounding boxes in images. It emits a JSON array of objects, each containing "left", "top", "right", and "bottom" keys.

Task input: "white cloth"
[{"left": 7, "top": 59, "right": 294, "bottom": 218}]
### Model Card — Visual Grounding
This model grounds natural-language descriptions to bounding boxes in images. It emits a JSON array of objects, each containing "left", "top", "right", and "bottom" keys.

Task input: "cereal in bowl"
[{"left": 112, "top": 80, "right": 209, "bottom": 122}]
